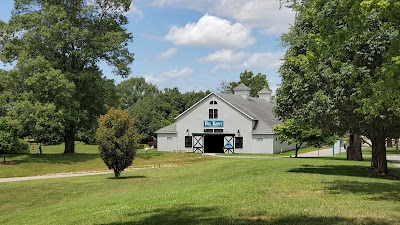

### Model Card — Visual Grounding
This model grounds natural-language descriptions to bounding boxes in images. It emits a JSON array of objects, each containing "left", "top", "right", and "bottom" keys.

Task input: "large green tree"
[
  {"left": 117, "top": 77, "right": 159, "bottom": 110},
  {"left": 275, "top": 0, "right": 400, "bottom": 175},
  {"left": 219, "top": 70, "right": 270, "bottom": 97},
  {"left": 1, "top": 0, "right": 133, "bottom": 153}
]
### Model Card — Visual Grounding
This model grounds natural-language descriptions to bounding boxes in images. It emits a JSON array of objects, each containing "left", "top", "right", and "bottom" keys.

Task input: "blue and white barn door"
[{"left": 224, "top": 136, "right": 234, "bottom": 154}]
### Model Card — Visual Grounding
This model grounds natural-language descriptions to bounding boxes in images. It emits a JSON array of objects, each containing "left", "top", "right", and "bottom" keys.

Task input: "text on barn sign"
[{"left": 203, "top": 120, "right": 224, "bottom": 128}]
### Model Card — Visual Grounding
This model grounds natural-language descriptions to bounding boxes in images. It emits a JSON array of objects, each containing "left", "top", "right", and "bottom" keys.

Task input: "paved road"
[
  {"left": 0, "top": 171, "right": 113, "bottom": 183},
  {"left": 297, "top": 147, "right": 346, "bottom": 157},
  {"left": 387, "top": 155, "right": 400, "bottom": 168}
]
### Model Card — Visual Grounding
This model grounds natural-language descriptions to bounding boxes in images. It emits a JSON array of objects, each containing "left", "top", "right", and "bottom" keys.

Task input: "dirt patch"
[{"left": 0, "top": 161, "right": 17, "bottom": 165}]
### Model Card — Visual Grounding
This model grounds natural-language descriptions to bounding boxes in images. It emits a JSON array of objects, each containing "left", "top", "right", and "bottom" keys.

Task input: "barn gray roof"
[
  {"left": 232, "top": 83, "right": 251, "bottom": 91},
  {"left": 156, "top": 92, "right": 280, "bottom": 134},
  {"left": 216, "top": 93, "right": 279, "bottom": 133},
  {"left": 258, "top": 87, "right": 271, "bottom": 94},
  {"left": 156, "top": 122, "right": 177, "bottom": 134}
]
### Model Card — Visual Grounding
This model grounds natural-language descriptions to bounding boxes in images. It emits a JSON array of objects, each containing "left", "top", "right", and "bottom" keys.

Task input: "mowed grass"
[
  {"left": 217, "top": 145, "right": 322, "bottom": 157},
  {"left": 1, "top": 155, "right": 400, "bottom": 224},
  {"left": 0, "top": 144, "right": 213, "bottom": 178},
  {"left": 362, "top": 147, "right": 400, "bottom": 155}
]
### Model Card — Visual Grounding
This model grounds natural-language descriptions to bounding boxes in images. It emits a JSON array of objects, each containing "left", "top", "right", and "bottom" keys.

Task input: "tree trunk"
[
  {"left": 371, "top": 138, "right": 378, "bottom": 170},
  {"left": 396, "top": 139, "right": 399, "bottom": 154},
  {"left": 64, "top": 128, "right": 75, "bottom": 154},
  {"left": 387, "top": 138, "right": 393, "bottom": 147},
  {"left": 346, "top": 134, "right": 363, "bottom": 161},
  {"left": 376, "top": 137, "right": 388, "bottom": 175},
  {"left": 295, "top": 143, "right": 301, "bottom": 158},
  {"left": 113, "top": 169, "right": 120, "bottom": 178}
]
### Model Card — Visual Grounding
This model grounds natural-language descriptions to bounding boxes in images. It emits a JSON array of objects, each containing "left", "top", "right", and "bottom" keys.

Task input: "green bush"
[
  {"left": 14, "top": 139, "right": 29, "bottom": 153},
  {"left": 96, "top": 108, "right": 138, "bottom": 178}
]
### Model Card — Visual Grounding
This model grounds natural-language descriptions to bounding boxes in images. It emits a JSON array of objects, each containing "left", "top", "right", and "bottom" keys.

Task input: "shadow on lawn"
[
  {"left": 6, "top": 153, "right": 99, "bottom": 165},
  {"left": 324, "top": 180, "right": 400, "bottom": 202},
  {"left": 107, "top": 175, "right": 147, "bottom": 180},
  {"left": 288, "top": 164, "right": 400, "bottom": 180},
  {"left": 100, "top": 205, "right": 390, "bottom": 225}
]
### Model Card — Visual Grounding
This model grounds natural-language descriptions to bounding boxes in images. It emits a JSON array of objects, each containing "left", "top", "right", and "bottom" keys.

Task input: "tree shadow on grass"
[
  {"left": 288, "top": 164, "right": 400, "bottom": 180},
  {"left": 99, "top": 205, "right": 390, "bottom": 225},
  {"left": 324, "top": 180, "right": 400, "bottom": 202},
  {"left": 5, "top": 153, "right": 100, "bottom": 165}
]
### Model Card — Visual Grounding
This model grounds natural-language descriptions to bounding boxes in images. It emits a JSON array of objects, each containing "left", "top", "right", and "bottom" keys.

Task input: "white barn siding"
[
  {"left": 249, "top": 134, "right": 274, "bottom": 154},
  {"left": 272, "top": 135, "right": 297, "bottom": 153},
  {"left": 157, "top": 133, "right": 178, "bottom": 152}
]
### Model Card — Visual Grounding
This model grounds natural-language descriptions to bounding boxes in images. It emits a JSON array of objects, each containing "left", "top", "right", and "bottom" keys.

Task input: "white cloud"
[
  {"left": 242, "top": 52, "right": 284, "bottom": 70},
  {"left": 144, "top": 68, "right": 194, "bottom": 84},
  {"left": 157, "top": 47, "right": 177, "bottom": 60},
  {"left": 124, "top": 3, "right": 144, "bottom": 21},
  {"left": 197, "top": 50, "right": 284, "bottom": 73},
  {"left": 152, "top": 0, "right": 295, "bottom": 35},
  {"left": 197, "top": 50, "right": 248, "bottom": 63},
  {"left": 165, "top": 14, "right": 255, "bottom": 49}
]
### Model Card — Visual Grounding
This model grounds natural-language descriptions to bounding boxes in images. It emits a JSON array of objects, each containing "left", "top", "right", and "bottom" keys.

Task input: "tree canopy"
[
  {"left": 275, "top": 0, "right": 400, "bottom": 175},
  {"left": 273, "top": 119, "right": 336, "bottom": 158},
  {"left": 219, "top": 70, "right": 270, "bottom": 97},
  {"left": 0, "top": 0, "right": 133, "bottom": 153},
  {"left": 117, "top": 77, "right": 160, "bottom": 110}
]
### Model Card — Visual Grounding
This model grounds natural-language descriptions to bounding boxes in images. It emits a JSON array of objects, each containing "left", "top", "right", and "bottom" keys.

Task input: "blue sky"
[{"left": 0, "top": 0, "right": 295, "bottom": 93}]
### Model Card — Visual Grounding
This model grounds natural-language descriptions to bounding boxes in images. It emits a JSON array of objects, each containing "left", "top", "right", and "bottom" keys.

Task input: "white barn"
[{"left": 156, "top": 84, "right": 295, "bottom": 154}]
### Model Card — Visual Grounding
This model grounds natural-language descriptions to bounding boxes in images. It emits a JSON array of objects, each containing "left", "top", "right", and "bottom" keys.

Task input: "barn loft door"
[{"left": 193, "top": 135, "right": 204, "bottom": 153}]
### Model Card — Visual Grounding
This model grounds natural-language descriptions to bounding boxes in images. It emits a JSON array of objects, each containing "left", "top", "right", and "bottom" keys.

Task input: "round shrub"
[
  {"left": 15, "top": 139, "right": 29, "bottom": 153},
  {"left": 96, "top": 108, "right": 138, "bottom": 178}
]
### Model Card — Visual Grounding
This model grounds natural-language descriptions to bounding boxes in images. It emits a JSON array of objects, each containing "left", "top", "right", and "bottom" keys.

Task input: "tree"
[
  {"left": 0, "top": 116, "right": 23, "bottom": 162},
  {"left": 1, "top": 0, "right": 133, "bottom": 153},
  {"left": 117, "top": 77, "right": 159, "bottom": 110},
  {"left": 219, "top": 70, "right": 270, "bottom": 96},
  {"left": 273, "top": 119, "right": 336, "bottom": 158},
  {"left": 96, "top": 108, "right": 138, "bottom": 178},
  {"left": 275, "top": 0, "right": 400, "bottom": 175}
]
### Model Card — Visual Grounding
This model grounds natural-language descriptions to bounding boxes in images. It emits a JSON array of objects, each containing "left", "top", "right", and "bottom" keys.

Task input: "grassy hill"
[{"left": 1, "top": 150, "right": 399, "bottom": 224}]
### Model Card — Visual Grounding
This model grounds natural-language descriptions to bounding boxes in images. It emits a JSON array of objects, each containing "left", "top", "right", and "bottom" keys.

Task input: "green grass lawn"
[
  {"left": 0, "top": 144, "right": 214, "bottom": 178},
  {"left": 362, "top": 147, "right": 400, "bottom": 155},
  {"left": 217, "top": 145, "right": 321, "bottom": 157},
  {"left": 1, "top": 154, "right": 399, "bottom": 224}
]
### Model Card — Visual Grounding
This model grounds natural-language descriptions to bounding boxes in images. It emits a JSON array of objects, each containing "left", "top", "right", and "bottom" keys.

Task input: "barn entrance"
[{"left": 204, "top": 135, "right": 224, "bottom": 153}]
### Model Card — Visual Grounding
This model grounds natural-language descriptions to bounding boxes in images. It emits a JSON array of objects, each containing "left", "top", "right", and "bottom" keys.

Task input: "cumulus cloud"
[
  {"left": 197, "top": 50, "right": 248, "bottom": 63},
  {"left": 157, "top": 48, "right": 177, "bottom": 60},
  {"left": 196, "top": 50, "right": 284, "bottom": 73},
  {"left": 242, "top": 52, "right": 284, "bottom": 70},
  {"left": 165, "top": 14, "right": 255, "bottom": 49},
  {"left": 144, "top": 68, "right": 194, "bottom": 84},
  {"left": 123, "top": 3, "right": 144, "bottom": 21},
  {"left": 152, "top": 0, "right": 295, "bottom": 35}
]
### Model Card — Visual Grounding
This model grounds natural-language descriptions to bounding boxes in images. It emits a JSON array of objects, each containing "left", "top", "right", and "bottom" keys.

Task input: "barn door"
[{"left": 193, "top": 135, "right": 204, "bottom": 153}]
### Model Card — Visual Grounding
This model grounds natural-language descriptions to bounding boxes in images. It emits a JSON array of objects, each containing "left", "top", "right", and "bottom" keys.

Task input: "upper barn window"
[{"left": 209, "top": 100, "right": 217, "bottom": 105}]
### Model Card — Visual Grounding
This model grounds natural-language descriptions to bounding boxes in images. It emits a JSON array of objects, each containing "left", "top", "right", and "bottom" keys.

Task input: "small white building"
[{"left": 156, "top": 84, "right": 295, "bottom": 154}]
